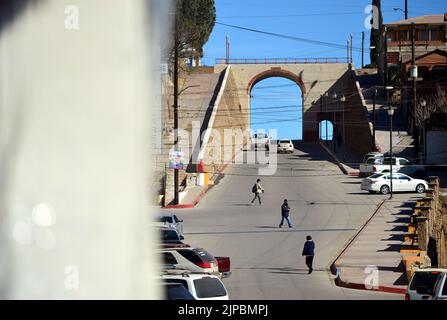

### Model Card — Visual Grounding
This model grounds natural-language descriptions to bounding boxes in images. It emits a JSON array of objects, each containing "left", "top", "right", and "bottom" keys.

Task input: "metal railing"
[{"left": 215, "top": 57, "right": 350, "bottom": 64}]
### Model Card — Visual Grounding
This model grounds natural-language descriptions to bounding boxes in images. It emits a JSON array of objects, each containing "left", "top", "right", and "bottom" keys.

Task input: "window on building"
[
  {"left": 387, "top": 30, "right": 398, "bottom": 42},
  {"left": 399, "top": 30, "right": 409, "bottom": 41},
  {"left": 430, "top": 27, "right": 439, "bottom": 41},
  {"left": 418, "top": 28, "right": 429, "bottom": 41}
]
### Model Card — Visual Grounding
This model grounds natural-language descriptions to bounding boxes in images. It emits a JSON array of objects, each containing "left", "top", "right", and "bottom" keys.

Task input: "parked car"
[
  {"left": 362, "top": 157, "right": 424, "bottom": 177},
  {"left": 159, "top": 226, "right": 185, "bottom": 244},
  {"left": 163, "top": 282, "right": 196, "bottom": 300},
  {"left": 359, "top": 156, "right": 384, "bottom": 177},
  {"left": 156, "top": 213, "right": 184, "bottom": 235},
  {"left": 160, "top": 247, "right": 220, "bottom": 276},
  {"left": 361, "top": 173, "right": 428, "bottom": 195},
  {"left": 362, "top": 152, "right": 383, "bottom": 163},
  {"left": 251, "top": 133, "right": 270, "bottom": 151},
  {"left": 405, "top": 268, "right": 446, "bottom": 300},
  {"left": 430, "top": 270, "right": 447, "bottom": 300},
  {"left": 277, "top": 139, "right": 294, "bottom": 154},
  {"left": 161, "top": 272, "right": 229, "bottom": 300}
]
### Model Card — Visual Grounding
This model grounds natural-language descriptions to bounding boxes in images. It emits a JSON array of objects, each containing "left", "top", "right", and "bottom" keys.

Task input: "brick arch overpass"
[{"left": 213, "top": 59, "right": 374, "bottom": 154}]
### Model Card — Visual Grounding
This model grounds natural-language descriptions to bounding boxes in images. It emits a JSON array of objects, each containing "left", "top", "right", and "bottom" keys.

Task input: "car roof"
[
  {"left": 414, "top": 268, "right": 447, "bottom": 273},
  {"left": 159, "top": 226, "right": 178, "bottom": 231},
  {"left": 159, "top": 246, "right": 203, "bottom": 252},
  {"left": 161, "top": 272, "right": 218, "bottom": 279},
  {"left": 159, "top": 243, "right": 191, "bottom": 249},
  {"left": 158, "top": 213, "right": 176, "bottom": 218}
]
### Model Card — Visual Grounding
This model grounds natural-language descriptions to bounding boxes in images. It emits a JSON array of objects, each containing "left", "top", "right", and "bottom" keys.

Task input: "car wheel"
[
  {"left": 380, "top": 185, "right": 390, "bottom": 195},
  {"left": 416, "top": 184, "right": 426, "bottom": 194}
]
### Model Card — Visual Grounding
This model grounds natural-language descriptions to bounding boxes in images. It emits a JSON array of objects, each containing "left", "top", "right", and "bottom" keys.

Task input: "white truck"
[{"left": 361, "top": 157, "right": 426, "bottom": 178}]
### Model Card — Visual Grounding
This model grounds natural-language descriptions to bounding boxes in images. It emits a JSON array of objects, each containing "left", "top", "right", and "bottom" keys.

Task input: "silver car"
[{"left": 158, "top": 213, "right": 184, "bottom": 235}]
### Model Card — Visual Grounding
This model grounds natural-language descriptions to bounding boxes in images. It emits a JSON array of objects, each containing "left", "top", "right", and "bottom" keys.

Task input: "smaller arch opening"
[{"left": 319, "top": 120, "right": 333, "bottom": 141}]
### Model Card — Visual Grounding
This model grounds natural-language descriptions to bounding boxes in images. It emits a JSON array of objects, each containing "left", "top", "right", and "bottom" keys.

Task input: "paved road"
[{"left": 177, "top": 142, "right": 403, "bottom": 299}]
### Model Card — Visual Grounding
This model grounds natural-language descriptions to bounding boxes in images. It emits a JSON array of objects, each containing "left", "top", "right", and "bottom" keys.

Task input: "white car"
[
  {"left": 160, "top": 247, "right": 220, "bottom": 275},
  {"left": 277, "top": 139, "right": 294, "bottom": 154},
  {"left": 361, "top": 173, "right": 428, "bottom": 195},
  {"left": 431, "top": 271, "right": 447, "bottom": 300},
  {"left": 405, "top": 268, "right": 447, "bottom": 300},
  {"left": 161, "top": 272, "right": 229, "bottom": 300},
  {"left": 250, "top": 133, "right": 270, "bottom": 151}
]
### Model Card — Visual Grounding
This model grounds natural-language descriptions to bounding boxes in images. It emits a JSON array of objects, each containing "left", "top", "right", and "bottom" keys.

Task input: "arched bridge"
[{"left": 213, "top": 58, "right": 374, "bottom": 154}]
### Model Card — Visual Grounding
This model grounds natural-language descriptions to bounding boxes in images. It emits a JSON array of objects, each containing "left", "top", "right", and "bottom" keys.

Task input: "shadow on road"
[{"left": 184, "top": 228, "right": 356, "bottom": 236}]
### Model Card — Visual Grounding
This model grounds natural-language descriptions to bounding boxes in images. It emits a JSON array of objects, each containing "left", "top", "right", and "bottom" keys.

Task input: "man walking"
[
  {"left": 279, "top": 199, "right": 292, "bottom": 228},
  {"left": 302, "top": 235, "right": 315, "bottom": 274},
  {"left": 250, "top": 178, "right": 264, "bottom": 205}
]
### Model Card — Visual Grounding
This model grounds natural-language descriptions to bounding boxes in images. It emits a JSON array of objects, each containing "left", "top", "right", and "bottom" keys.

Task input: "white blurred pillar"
[{"left": 0, "top": 0, "right": 167, "bottom": 299}]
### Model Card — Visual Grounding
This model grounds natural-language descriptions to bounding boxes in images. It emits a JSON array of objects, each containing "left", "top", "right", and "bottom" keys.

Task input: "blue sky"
[{"left": 203, "top": 0, "right": 447, "bottom": 139}]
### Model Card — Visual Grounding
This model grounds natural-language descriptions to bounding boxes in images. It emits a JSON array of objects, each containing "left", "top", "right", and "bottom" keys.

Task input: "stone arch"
[{"left": 246, "top": 67, "right": 306, "bottom": 96}]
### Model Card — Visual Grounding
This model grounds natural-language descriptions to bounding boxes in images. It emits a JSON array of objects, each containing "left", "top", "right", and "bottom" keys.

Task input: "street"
[{"left": 176, "top": 142, "right": 404, "bottom": 299}]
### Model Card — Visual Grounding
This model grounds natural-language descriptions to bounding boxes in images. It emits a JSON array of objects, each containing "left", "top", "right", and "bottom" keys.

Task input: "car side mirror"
[
  {"left": 180, "top": 235, "right": 185, "bottom": 240},
  {"left": 178, "top": 219, "right": 183, "bottom": 223}
]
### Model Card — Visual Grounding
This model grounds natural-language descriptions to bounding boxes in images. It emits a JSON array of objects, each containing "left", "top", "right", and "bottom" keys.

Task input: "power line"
[{"left": 216, "top": 22, "right": 363, "bottom": 52}]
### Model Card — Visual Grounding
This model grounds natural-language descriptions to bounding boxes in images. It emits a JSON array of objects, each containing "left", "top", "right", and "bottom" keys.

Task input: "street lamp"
[
  {"left": 340, "top": 95, "right": 346, "bottom": 148},
  {"left": 420, "top": 99, "right": 427, "bottom": 163},
  {"left": 386, "top": 86, "right": 394, "bottom": 199},
  {"left": 332, "top": 92, "right": 337, "bottom": 152},
  {"left": 387, "top": 106, "right": 395, "bottom": 199},
  {"left": 323, "top": 92, "right": 329, "bottom": 145}
]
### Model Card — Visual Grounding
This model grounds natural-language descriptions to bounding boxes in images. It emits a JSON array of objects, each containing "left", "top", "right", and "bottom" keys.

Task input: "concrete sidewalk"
[{"left": 332, "top": 196, "right": 416, "bottom": 295}]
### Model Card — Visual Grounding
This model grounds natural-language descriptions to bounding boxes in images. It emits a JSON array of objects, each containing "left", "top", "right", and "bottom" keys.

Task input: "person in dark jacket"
[
  {"left": 279, "top": 199, "right": 292, "bottom": 228},
  {"left": 302, "top": 235, "right": 315, "bottom": 274}
]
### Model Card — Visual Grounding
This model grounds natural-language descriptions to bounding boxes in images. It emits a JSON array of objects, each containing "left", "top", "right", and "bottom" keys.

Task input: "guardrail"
[{"left": 215, "top": 57, "right": 349, "bottom": 64}]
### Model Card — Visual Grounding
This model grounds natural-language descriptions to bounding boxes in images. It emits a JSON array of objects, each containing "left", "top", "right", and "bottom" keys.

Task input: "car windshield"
[
  {"left": 193, "top": 277, "right": 227, "bottom": 298},
  {"left": 369, "top": 173, "right": 383, "bottom": 179},
  {"left": 442, "top": 277, "right": 447, "bottom": 296},
  {"left": 279, "top": 140, "right": 291, "bottom": 144},
  {"left": 166, "top": 283, "right": 195, "bottom": 300},
  {"left": 383, "top": 158, "right": 396, "bottom": 165},
  {"left": 161, "top": 229, "right": 180, "bottom": 241},
  {"left": 159, "top": 216, "right": 173, "bottom": 223},
  {"left": 410, "top": 272, "right": 441, "bottom": 291}
]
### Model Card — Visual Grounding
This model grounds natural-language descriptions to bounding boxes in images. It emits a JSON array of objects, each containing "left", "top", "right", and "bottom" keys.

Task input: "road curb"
[
  {"left": 162, "top": 187, "right": 207, "bottom": 209},
  {"left": 334, "top": 276, "right": 406, "bottom": 295},
  {"left": 328, "top": 199, "right": 405, "bottom": 295}
]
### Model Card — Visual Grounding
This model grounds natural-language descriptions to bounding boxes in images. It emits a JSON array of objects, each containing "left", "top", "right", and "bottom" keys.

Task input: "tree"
[
  {"left": 415, "top": 85, "right": 447, "bottom": 129},
  {"left": 169, "top": 0, "right": 216, "bottom": 66}
]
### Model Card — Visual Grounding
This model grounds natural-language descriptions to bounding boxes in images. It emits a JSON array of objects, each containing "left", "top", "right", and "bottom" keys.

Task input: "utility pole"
[
  {"left": 173, "top": 13, "right": 179, "bottom": 205},
  {"left": 350, "top": 34, "right": 353, "bottom": 64},
  {"left": 325, "top": 96, "right": 328, "bottom": 145},
  {"left": 372, "top": 87, "right": 377, "bottom": 151},
  {"left": 226, "top": 34, "right": 230, "bottom": 64},
  {"left": 346, "top": 39, "right": 350, "bottom": 63},
  {"left": 361, "top": 31, "right": 365, "bottom": 68},
  {"left": 405, "top": 0, "right": 408, "bottom": 19},
  {"left": 411, "top": 22, "right": 420, "bottom": 163}
]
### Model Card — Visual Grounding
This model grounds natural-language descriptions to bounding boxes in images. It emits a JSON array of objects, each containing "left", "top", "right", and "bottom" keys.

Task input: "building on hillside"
[{"left": 382, "top": 14, "right": 447, "bottom": 164}]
